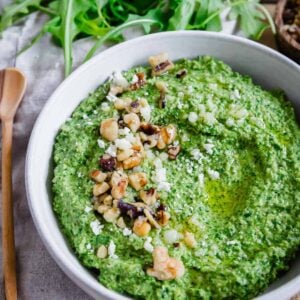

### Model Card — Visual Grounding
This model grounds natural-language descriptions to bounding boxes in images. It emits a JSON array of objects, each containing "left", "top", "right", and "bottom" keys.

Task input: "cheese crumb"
[
  {"left": 198, "top": 173, "right": 204, "bottom": 185},
  {"left": 84, "top": 206, "right": 92, "bottom": 213},
  {"left": 90, "top": 220, "right": 104, "bottom": 235},
  {"left": 226, "top": 118, "right": 235, "bottom": 127},
  {"left": 207, "top": 169, "right": 220, "bottom": 180},
  {"left": 122, "top": 228, "right": 132, "bottom": 236},
  {"left": 106, "top": 93, "right": 119, "bottom": 103},
  {"left": 97, "top": 139, "right": 106, "bottom": 148},
  {"left": 191, "top": 149, "right": 203, "bottom": 160},
  {"left": 164, "top": 229, "right": 182, "bottom": 244},
  {"left": 188, "top": 112, "right": 198, "bottom": 123},
  {"left": 131, "top": 74, "right": 139, "bottom": 84},
  {"left": 86, "top": 243, "right": 92, "bottom": 250},
  {"left": 105, "top": 144, "right": 117, "bottom": 157},
  {"left": 203, "top": 143, "right": 214, "bottom": 155},
  {"left": 119, "top": 127, "right": 131, "bottom": 136},
  {"left": 115, "top": 138, "right": 132, "bottom": 150},
  {"left": 157, "top": 182, "right": 171, "bottom": 192},
  {"left": 144, "top": 237, "right": 154, "bottom": 253},
  {"left": 111, "top": 71, "right": 129, "bottom": 88},
  {"left": 101, "top": 102, "right": 111, "bottom": 111},
  {"left": 140, "top": 105, "right": 151, "bottom": 122},
  {"left": 108, "top": 240, "right": 118, "bottom": 259}
]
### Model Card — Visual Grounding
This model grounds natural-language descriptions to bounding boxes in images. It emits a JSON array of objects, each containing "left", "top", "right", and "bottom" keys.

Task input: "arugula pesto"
[{"left": 53, "top": 56, "right": 300, "bottom": 299}]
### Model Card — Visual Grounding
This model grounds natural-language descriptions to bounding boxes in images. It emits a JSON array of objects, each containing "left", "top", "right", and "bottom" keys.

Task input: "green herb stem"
[{"left": 84, "top": 18, "right": 158, "bottom": 62}]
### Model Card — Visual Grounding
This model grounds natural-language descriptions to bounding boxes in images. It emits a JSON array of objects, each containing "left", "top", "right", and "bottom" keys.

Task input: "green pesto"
[{"left": 52, "top": 56, "right": 300, "bottom": 299}]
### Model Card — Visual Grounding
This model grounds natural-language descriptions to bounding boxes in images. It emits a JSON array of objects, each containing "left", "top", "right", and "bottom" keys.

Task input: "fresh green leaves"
[
  {"left": 0, "top": 0, "right": 42, "bottom": 32},
  {"left": 168, "top": 0, "right": 196, "bottom": 30},
  {"left": 0, "top": 0, "right": 276, "bottom": 76}
]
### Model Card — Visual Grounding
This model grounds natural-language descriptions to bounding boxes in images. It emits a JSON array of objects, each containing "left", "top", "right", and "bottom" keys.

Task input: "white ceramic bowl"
[{"left": 26, "top": 31, "right": 300, "bottom": 300}]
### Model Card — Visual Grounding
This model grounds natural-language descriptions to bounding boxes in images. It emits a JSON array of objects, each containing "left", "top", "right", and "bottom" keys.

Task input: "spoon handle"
[{"left": 1, "top": 119, "right": 17, "bottom": 300}]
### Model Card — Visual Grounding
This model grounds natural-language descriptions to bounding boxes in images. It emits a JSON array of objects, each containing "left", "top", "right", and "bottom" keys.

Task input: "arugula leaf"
[
  {"left": 0, "top": 0, "right": 42, "bottom": 32},
  {"left": 167, "top": 0, "right": 195, "bottom": 30},
  {"left": 230, "top": 0, "right": 269, "bottom": 39},
  {"left": 84, "top": 17, "right": 160, "bottom": 62}
]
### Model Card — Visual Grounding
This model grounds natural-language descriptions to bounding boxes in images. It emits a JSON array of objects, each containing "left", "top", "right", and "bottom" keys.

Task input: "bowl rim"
[{"left": 25, "top": 31, "right": 300, "bottom": 300}]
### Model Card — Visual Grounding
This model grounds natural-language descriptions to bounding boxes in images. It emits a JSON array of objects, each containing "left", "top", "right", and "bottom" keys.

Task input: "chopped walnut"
[
  {"left": 110, "top": 171, "right": 128, "bottom": 199},
  {"left": 130, "top": 72, "right": 146, "bottom": 90},
  {"left": 147, "top": 246, "right": 185, "bottom": 280},
  {"left": 123, "top": 113, "right": 140, "bottom": 132},
  {"left": 123, "top": 153, "right": 142, "bottom": 169},
  {"left": 149, "top": 53, "right": 174, "bottom": 76},
  {"left": 128, "top": 172, "right": 148, "bottom": 191},
  {"left": 157, "top": 210, "right": 170, "bottom": 226},
  {"left": 175, "top": 69, "right": 187, "bottom": 79},
  {"left": 167, "top": 145, "right": 181, "bottom": 160},
  {"left": 90, "top": 170, "right": 107, "bottom": 182},
  {"left": 133, "top": 217, "right": 151, "bottom": 237},
  {"left": 100, "top": 118, "right": 118, "bottom": 141},
  {"left": 184, "top": 231, "right": 197, "bottom": 248},
  {"left": 93, "top": 182, "right": 110, "bottom": 196},
  {"left": 139, "top": 188, "right": 158, "bottom": 206}
]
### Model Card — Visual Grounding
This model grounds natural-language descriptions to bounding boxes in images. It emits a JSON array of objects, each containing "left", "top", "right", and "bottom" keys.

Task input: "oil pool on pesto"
[{"left": 53, "top": 53, "right": 300, "bottom": 299}]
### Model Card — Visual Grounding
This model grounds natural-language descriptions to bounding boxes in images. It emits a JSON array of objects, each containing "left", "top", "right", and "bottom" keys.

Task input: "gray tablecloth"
[{"left": 0, "top": 3, "right": 109, "bottom": 299}]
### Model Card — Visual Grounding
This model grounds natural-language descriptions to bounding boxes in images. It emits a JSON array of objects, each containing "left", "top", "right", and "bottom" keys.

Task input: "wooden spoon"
[{"left": 0, "top": 68, "right": 27, "bottom": 300}]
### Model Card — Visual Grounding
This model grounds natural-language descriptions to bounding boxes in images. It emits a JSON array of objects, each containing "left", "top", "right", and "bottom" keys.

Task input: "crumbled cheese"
[
  {"left": 227, "top": 240, "right": 239, "bottom": 245},
  {"left": 101, "top": 102, "right": 111, "bottom": 111},
  {"left": 131, "top": 74, "right": 139, "bottom": 84},
  {"left": 125, "top": 132, "right": 136, "bottom": 143},
  {"left": 97, "top": 139, "right": 106, "bottom": 148},
  {"left": 200, "top": 112, "right": 216, "bottom": 125},
  {"left": 157, "top": 182, "right": 171, "bottom": 192},
  {"left": 191, "top": 149, "right": 203, "bottom": 160},
  {"left": 90, "top": 220, "right": 104, "bottom": 235},
  {"left": 86, "top": 121, "right": 93, "bottom": 126},
  {"left": 231, "top": 89, "right": 241, "bottom": 99},
  {"left": 106, "top": 93, "right": 119, "bottom": 103},
  {"left": 198, "top": 173, "right": 204, "bottom": 185},
  {"left": 86, "top": 243, "right": 92, "bottom": 250},
  {"left": 111, "top": 71, "right": 129, "bottom": 88},
  {"left": 122, "top": 228, "right": 132, "bottom": 236},
  {"left": 105, "top": 144, "right": 117, "bottom": 157},
  {"left": 226, "top": 118, "right": 235, "bottom": 127},
  {"left": 163, "top": 229, "right": 182, "bottom": 244},
  {"left": 83, "top": 114, "right": 88, "bottom": 119},
  {"left": 115, "top": 138, "right": 131, "bottom": 150},
  {"left": 229, "top": 104, "right": 248, "bottom": 119},
  {"left": 153, "top": 158, "right": 163, "bottom": 169},
  {"left": 187, "top": 85, "right": 194, "bottom": 93},
  {"left": 144, "top": 237, "right": 154, "bottom": 253},
  {"left": 178, "top": 91, "right": 184, "bottom": 98},
  {"left": 108, "top": 240, "right": 118, "bottom": 259},
  {"left": 203, "top": 143, "right": 214, "bottom": 155},
  {"left": 182, "top": 134, "right": 190, "bottom": 142},
  {"left": 132, "top": 166, "right": 142, "bottom": 172},
  {"left": 119, "top": 127, "right": 131, "bottom": 136},
  {"left": 140, "top": 105, "right": 151, "bottom": 122},
  {"left": 188, "top": 112, "right": 198, "bottom": 123},
  {"left": 84, "top": 206, "right": 92, "bottom": 213},
  {"left": 207, "top": 169, "right": 220, "bottom": 180},
  {"left": 145, "top": 149, "right": 155, "bottom": 160},
  {"left": 154, "top": 167, "right": 167, "bottom": 182},
  {"left": 159, "top": 152, "right": 169, "bottom": 161}
]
